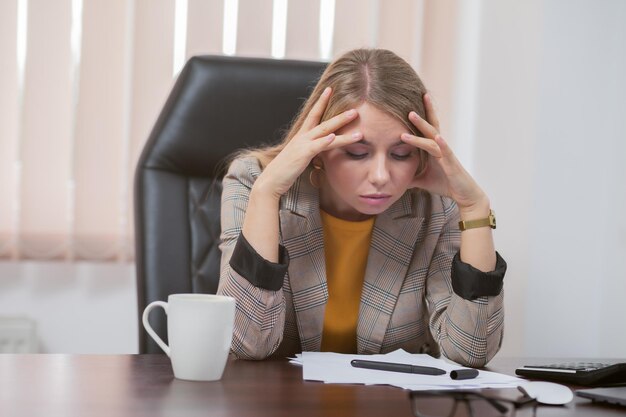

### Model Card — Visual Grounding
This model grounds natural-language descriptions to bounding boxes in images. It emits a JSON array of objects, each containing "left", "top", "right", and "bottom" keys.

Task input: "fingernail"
[
  {"left": 410, "top": 111, "right": 419, "bottom": 119},
  {"left": 401, "top": 133, "right": 410, "bottom": 139},
  {"left": 323, "top": 87, "right": 331, "bottom": 96},
  {"left": 327, "top": 133, "right": 336, "bottom": 141},
  {"left": 352, "top": 132, "right": 362, "bottom": 140},
  {"left": 345, "top": 109, "right": 356, "bottom": 118}
]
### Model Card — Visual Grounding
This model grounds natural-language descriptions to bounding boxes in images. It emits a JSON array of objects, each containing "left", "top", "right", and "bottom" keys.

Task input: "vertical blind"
[{"left": 0, "top": 0, "right": 428, "bottom": 262}]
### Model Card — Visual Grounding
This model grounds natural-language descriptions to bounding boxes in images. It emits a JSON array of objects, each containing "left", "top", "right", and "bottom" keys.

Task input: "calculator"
[{"left": 515, "top": 362, "right": 626, "bottom": 386}]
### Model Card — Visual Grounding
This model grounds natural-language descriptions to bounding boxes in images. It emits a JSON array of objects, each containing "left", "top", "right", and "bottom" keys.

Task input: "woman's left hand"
[{"left": 400, "top": 93, "right": 489, "bottom": 213}]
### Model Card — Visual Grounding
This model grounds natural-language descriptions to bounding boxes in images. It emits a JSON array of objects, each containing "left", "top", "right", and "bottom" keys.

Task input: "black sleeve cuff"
[
  {"left": 229, "top": 234, "right": 289, "bottom": 291},
  {"left": 451, "top": 251, "right": 507, "bottom": 300}
]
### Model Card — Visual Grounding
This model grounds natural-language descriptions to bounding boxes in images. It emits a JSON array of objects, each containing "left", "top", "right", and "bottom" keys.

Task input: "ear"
[{"left": 311, "top": 156, "right": 324, "bottom": 169}]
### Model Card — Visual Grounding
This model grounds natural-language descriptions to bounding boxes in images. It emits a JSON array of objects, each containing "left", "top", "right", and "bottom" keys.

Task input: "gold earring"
[{"left": 309, "top": 162, "right": 324, "bottom": 189}]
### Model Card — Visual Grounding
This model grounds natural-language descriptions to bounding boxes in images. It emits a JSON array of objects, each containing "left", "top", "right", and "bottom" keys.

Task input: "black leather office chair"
[{"left": 134, "top": 55, "right": 326, "bottom": 353}]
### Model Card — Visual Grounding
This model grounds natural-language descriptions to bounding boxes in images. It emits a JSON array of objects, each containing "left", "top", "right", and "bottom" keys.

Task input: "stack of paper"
[{"left": 290, "top": 349, "right": 523, "bottom": 390}]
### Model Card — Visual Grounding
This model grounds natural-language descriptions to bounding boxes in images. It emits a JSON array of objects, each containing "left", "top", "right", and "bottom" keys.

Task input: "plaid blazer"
[{"left": 218, "top": 157, "right": 505, "bottom": 367}]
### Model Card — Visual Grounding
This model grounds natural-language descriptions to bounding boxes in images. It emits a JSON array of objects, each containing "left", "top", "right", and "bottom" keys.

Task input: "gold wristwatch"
[{"left": 458, "top": 210, "right": 496, "bottom": 231}]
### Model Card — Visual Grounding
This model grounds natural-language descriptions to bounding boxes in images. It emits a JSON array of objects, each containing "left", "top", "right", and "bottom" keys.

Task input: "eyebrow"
[{"left": 355, "top": 139, "right": 407, "bottom": 147}]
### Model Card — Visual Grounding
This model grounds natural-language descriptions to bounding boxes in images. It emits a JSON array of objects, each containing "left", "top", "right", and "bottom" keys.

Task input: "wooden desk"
[{"left": 0, "top": 354, "right": 624, "bottom": 417}]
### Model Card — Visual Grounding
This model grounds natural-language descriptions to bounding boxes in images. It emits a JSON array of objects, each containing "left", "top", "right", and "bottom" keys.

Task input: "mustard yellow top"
[{"left": 320, "top": 210, "right": 375, "bottom": 353}]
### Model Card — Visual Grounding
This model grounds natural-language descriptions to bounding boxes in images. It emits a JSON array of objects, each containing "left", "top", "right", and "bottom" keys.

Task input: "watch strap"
[{"left": 458, "top": 209, "right": 496, "bottom": 231}]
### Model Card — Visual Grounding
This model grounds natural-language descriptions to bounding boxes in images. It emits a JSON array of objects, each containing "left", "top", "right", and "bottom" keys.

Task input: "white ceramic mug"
[{"left": 142, "top": 293, "right": 236, "bottom": 381}]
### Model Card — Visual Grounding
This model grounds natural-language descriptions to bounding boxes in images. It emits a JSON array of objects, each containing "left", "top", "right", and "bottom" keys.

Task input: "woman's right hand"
[{"left": 255, "top": 87, "right": 363, "bottom": 198}]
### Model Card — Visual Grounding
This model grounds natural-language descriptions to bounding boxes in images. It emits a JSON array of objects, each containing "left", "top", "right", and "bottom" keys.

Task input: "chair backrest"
[{"left": 134, "top": 55, "right": 326, "bottom": 353}]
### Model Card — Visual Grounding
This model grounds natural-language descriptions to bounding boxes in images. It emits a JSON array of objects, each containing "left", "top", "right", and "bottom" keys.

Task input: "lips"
[
  {"left": 359, "top": 194, "right": 392, "bottom": 207},
  {"left": 361, "top": 194, "right": 391, "bottom": 199}
]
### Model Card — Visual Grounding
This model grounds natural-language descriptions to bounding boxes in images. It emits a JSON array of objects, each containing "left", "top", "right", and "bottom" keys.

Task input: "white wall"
[
  {"left": 474, "top": 0, "right": 626, "bottom": 357},
  {"left": 525, "top": 0, "right": 626, "bottom": 357},
  {"left": 0, "top": 261, "right": 137, "bottom": 353}
]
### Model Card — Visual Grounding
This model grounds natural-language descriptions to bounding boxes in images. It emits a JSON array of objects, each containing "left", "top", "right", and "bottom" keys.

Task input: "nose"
[{"left": 368, "top": 154, "right": 390, "bottom": 186}]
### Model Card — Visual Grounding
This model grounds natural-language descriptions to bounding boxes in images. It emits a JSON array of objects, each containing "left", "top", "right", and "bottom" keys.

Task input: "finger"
[
  {"left": 400, "top": 133, "right": 442, "bottom": 158},
  {"left": 432, "top": 135, "right": 465, "bottom": 176},
  {"left": 308, "top": 133, "right": 336, "bottom": 155},
  {"left": 309, "top": 131, "right": 363, "bottom": 155},
  {"left": 306, "top": 108, "right": 358, "bottom": 140},
  {"left": 434, "top": 135, "right": 454, "bottom": 158},
  {"left": 324, "top": 131, "right": 363, "bottom": 150},
  {"left": 301, "top": 87, "right": 332, "bottom": 131},
  {"left": 423, "top": 93, "right": 441, "bottom": 132},
  {"left": 408, "top": 111, "right": 438, "bottom": 139}
]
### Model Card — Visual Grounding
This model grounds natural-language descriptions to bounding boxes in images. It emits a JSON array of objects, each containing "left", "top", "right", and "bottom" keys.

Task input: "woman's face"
[{"left": 317, "top": 102, "right": 420, "bottom": 221}]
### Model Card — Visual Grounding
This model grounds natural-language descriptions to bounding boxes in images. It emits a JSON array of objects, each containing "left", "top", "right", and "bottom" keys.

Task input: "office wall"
[
  {"left": 474, "top": 0, "right": 626, "bottom": 357},
  {"left": 0, "top": 261, "right": 137, "bottom": 353},
  {"left": 524, "top": 0, "right": 626, "bottom": 357}
]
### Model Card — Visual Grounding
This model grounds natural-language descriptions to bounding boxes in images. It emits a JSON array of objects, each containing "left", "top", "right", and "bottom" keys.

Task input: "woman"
[{"left": 217, "top": 49, "right": 506, "bottom": 367}]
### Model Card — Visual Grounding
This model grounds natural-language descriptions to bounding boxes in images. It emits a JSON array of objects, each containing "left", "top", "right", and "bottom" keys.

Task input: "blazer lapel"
[
  {"left": 279, "top": 170, "right": 327, "bottom": 352},
  {"left": 357, "top": 191, "right": 425, "bottom": 354}
]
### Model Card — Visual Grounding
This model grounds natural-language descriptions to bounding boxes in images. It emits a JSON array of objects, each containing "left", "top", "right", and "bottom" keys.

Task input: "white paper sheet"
[{"left": 299, "top": 349, "right": 523, "bottom": 390}]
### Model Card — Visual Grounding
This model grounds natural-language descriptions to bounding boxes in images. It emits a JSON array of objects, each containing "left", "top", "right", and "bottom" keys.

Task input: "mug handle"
[{"left": 142, "top": 301, "right": 171, "bottom": 356}]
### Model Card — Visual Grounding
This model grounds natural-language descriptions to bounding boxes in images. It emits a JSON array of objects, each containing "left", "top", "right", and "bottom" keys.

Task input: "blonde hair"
[{"left": 235, "top": 48, "right": 429, "bottom": 173}]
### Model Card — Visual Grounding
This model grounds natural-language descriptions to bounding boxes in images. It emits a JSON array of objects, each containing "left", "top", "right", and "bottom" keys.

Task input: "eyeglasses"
[{"left": 409, "top": 390, "right": 538, "bottom": 417}]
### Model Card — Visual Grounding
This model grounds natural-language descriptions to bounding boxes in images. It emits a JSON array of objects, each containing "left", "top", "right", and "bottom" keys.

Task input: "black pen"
[{"left": 350, "top": 359, "right": 446, "bottom": 376}]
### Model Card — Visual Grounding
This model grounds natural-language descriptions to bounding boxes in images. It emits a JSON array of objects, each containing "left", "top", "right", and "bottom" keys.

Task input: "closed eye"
[
  {"left": 345, "top": 151, "right": 368, "bottom": 160},
  {"left": 391, "top": 153, "right": 412, "bottom": 160}
]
